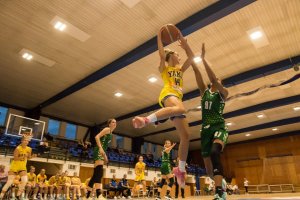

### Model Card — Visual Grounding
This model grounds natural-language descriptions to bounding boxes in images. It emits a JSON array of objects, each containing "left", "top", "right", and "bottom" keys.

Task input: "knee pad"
[
  {"left": 211, "top": 143, "right": 223, "bottom": 176},
  {"left": 159, "top": 179, "right": 166, "bottom": 188},
  {"left": 168, "top": 177, "right": 174, "bottom": 188},
  {"left": 2, "top": 175, "right": 15, "bottom": 191}
]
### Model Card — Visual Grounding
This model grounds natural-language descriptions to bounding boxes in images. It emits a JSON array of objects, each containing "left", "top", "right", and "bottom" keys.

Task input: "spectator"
[
  {"left": 37, "top": 138, "right": 50, "bottom": 155},
  {"left": 109, "top": 174, "right": 119, "bottom": 199},
  {"left": 244, "top": 178, "right": 249, "bottom": 194},
  {"left": 118, "top": 174, "right": 131, "bottom": 199},
  {"left": 148, "top": 177, "right": 158, "bottom": 197},
  {"left": 232, "top": 184, "right": 240, "bottom": 195},
  {"left": 0, "top": 165, "right": 7, "bottom": 191}
]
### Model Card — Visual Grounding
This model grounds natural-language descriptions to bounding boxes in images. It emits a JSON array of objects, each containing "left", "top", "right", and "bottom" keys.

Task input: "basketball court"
[{"left": 0, "top": 0, "right": 299, "bottom": 200}]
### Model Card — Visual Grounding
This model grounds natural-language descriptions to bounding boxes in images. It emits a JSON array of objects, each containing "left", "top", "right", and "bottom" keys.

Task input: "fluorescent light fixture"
[
  {"left": 50, "top": 16, "right": 90, "bottom": 42},
  {"left": 193, "top": 56, "right": 202, "bottom": 63},
  {"left": 197, "top": 106, "right": 202, "bottom": 109},
  {"left": 257, "top": 114, "right": 265, "bottom": 119},
  {"left": 22, "top": 52, "right": 33, "bottom": 60},
  {"left": 114, "top": 92, "right": 123, "bottom": 97},
  {"left": 19, "top": 49, "right": 56, "bottom": 67},
  {"left": 54, "top": 21, "right": 66, "bottom": 31},
  {"left": 293, "top": 106, "right": 300, "bottom": 111},
  {"left": 226, "top": 122, "right": 233, "bottom": 126},
  {"left": 250, "top": 31, "right": 262, "bottom": 40},
  {"left": 245, "top": 134, "right": 251, "bottom": 137},
  {"left": 148, "top": 77, "right": 157, "bottom": 83},
  {"left": 34, "top": 122, "right": 40, "bottom": 125},
  {"left": 272, "top": 128, "right": 278, "bottom": 131}
]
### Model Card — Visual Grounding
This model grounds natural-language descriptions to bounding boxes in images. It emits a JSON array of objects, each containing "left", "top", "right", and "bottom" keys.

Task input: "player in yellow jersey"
[
  {"left": 81, "top": 177, "right": 91, "bottom": 199},
  {"left": 70, "top": 172, "right": 82, "bottom": 199},
  {"left": 132, "top": 26, "right": 194, "bottom": 188},
  {"left": 0, "top": 133, "right": 35, "bottom": 199},
  {"left": 48, "top": 172, "right": 61, "bottom": 200},
  {"left": 133, "top": 156, "right": 146, "bottom": 196},
  {"left": 33, "top": 169, "right": 48, "bottom": 200},
  {"left": 25, "top": 166, "right": 36, "bottom": 200},
  {"left": 64, "top": 171, "right": 71, "bottom": 200}
]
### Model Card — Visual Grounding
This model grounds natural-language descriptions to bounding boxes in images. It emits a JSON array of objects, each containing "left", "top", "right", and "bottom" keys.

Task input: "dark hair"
[
  {"left": 165, "top": 139, "right": 171, "bottom": 143},
  {"left": 107, "top": 119, "right": 116, "bottom": 126}
]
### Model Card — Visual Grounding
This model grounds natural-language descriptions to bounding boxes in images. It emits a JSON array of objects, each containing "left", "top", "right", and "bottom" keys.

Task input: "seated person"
[
  {"left": 70, "top": 172, "right": 82, "bottom": 199},
  {"left": 108, "top": 174, "right": 119, "bottom": 199},
  {"left": 48, "top": 172, "right": 61, "bottom": 200},
  {"left": 232, "top": 184, "right": 240, "bottom": 195},
  {"left": 34, "top": 169, "right": 48, "bottom": 200},
  {"left": 118, "top": 174, "right": 131, "bottom": 199},
  {"left": 148, "top": 177, "right": 158, "bottom": 197},
  {"left": 226, "top": 184, "right": 234, "bottom": 195},
  {"left": 25, "top": 166, "right": 36, "bottom": 199},
  {"left": 81, "top": 177, "right": 92, "bottom": 198}
]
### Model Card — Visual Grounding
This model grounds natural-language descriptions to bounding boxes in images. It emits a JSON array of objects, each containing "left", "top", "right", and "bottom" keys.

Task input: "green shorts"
[
  {"left": 161, "top": 162, "right": 172, "bottom": 175},
  {"left": 93, "top": 147, "right": 104, "bottom": 161},
  {"left": 201, "top": 122, "right": 228, "bottom": 157}
]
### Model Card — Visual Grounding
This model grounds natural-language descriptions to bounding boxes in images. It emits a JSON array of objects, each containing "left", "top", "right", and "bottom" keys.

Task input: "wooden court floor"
[{"left": 150, "top": 193, "right": 300, "bottom": 200}]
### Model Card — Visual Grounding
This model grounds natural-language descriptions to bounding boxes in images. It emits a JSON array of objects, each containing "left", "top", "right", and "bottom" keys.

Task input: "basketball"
[{"left": 160, "top": 24, "right": 180, "bottom": 45}]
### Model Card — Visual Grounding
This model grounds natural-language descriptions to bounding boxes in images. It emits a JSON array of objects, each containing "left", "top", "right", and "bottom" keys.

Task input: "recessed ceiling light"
[
  {"left": 245, "top": 134, "right": 251, "bottom": 137},
  {"left": 148, "top": 77, "right": 157, "bottom": 83},
  {"left": 54, "top": 21, "right": 66, "bottom": 31},
  {"left": 197, "top": 105, "right": 202, "bottom": 109},
  {"left": 226, "top": 122, "right": 233, "bottom": 126},
  {"left": 272, "top": 128, "right": 278, "bottom": 131},
  {"left": 193, "top": 56, "right": 202, "bottom": 63},
  {"left": 22, "top": 52, "right": 33, "bottom": 61},
  {"left": 293, "top": 106, "right": 300, "bottom": 111},
  {"left": 250, "top": 31, "right": 263, "bottom": 40},
  {"left": 114, "top": 92, "right": 123, "bottom": 97},
  {"left": 257, "top": 114, "right": 265, "bottom": 119}
]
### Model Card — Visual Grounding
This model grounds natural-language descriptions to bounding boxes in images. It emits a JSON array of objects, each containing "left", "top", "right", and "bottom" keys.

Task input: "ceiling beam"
[
  {"left": 34, "top": 0, "right": 256, "bottom": 110},
  {"left": 142, "top": 94, "right": 300, "bottom": 137},
  {"left": 190, "top": 116, "right": 300, "bottom": 142},
  {"left": 100, "top": 55, "right": 300, "bottom": 125}
]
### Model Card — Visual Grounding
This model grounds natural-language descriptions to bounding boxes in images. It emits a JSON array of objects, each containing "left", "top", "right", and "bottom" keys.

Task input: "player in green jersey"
[
  {"left": 156, "top": 140, "right": 176, "bottom": 200},
  {"left": 86, "top": 119, "right": 117, "bottom": 200},
  {"left": 191, "top": 44, "right": 229, "bottom": 200}
]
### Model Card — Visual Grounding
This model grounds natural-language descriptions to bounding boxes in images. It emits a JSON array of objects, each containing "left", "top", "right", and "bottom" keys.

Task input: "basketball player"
[
  {"left": 48, "top": 172, "right": 60, "bottom": 200},
  {"left": 86, "top": 119, "right": 117, "bottom": 200},
  {"left": 133, "top": 156, "right": 146, "bottom": 196},
  {"left": 0, "top": 133, "right": 35, "bottom": 199},
  {"left": 156, "top": 140, "right": 176, "bottom": 200},
  {"left": 34, "top": 169, "right": 48, "bottom": 200},
  {"left": 191, "top": 43, "right": 228, "bottom": 200},
  {"left": 25, "top": 166, "right": 36, "bottom": 200},
  {"left": 132, "top": 25, "right": 194, "bottom": 187},
  {"left": 71, "top": 172, "right": 82, "bottom": 199}
]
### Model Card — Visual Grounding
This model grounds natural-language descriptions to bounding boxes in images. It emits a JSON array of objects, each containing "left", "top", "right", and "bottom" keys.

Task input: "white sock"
[
  {"left": 179, "top": 160, "right": 186, "bottom": 172},
  {"left": 146, "top": 113, "right": 157, "bottom": 123}
]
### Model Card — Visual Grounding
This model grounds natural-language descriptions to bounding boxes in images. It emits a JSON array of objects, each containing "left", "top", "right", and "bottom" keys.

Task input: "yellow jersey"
[
  {"left": 159, "top": 65, "right": 183, "bottom": 107},
  {"left": 71, "top": 177, "right": 81, "bottom": 185},
  {"left": 135, "top": 162, "right": 146, "bottom": 176},
  {"left": 37, "top": 174, "right": 47, "bottom": 183},
  {"left": 10, "top": 145, "right": 32, "bottom": 173},
  {"left": 27, "top": 172, "right": 36, "bottom": 183},
  {"left": 48, "top": 176, "right": 58, "bottom": 185}
]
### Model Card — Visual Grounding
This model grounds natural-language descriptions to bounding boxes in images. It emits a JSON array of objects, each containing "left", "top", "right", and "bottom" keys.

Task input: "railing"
[{"left": 248, "top": 184, "right": 295, "bottom": 193}]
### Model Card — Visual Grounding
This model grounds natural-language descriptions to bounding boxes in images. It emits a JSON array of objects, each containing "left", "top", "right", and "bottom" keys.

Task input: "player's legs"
[
  {"left": 133, "top": 96, "right": 186, "bottom": 128},
  {"left": 141, "top": 180, "right": 146, "bottom": 193},
  {"left": 87, "top": 161, "right": 103, "bottom": 199},
  {"left": 43, "top": 185, "right": 48, "bottom": 199},
  {"left": 0, "top": 171, "right": 16, "bottom": 198},
  {"left": 17, "top": 171, "right": 28, "bottom": 198},
  {"left": 165, "top": 174, "right": 174, "bottom": 198}
]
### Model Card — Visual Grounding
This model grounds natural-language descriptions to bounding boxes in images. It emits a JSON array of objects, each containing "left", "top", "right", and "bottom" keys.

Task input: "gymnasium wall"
[{"left": 189, "top": 133, "right": 300, "bottom": 187}]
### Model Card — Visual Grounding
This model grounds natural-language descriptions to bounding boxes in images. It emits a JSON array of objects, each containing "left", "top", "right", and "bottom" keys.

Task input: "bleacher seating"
[{"left": 0, "top": 134, "right": 206, "bottom": 175}]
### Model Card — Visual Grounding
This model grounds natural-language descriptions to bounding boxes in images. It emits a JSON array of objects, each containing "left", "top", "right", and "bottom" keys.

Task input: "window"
[
  {"left": 116, "top": 135, "right": 124, "bottom": 149},
  {"left": 47, "top": 119, "right": 60, "bottom": 135},
  {"left": 152, "top": 144, "right": 156, "bottom": 153},
  {"left": 0, "top": 106, "right": 8, "bottom": 126},
  {"left": 65, "top": 123, "right": 77, "bottom": 139},
  {"left": 143, "top": 142, "right": 148, "bottom": 154}
]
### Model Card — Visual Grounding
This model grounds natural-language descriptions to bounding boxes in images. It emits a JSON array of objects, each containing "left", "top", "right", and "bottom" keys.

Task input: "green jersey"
[
  {"left": 201, "top": 89, "right": 225, "bottom": 125},
  {"left": 162, "top": 150, "right": 171, "bottom": 163},
  {"left": 100, "top": 133, "right": 112, "bottom": 151}
]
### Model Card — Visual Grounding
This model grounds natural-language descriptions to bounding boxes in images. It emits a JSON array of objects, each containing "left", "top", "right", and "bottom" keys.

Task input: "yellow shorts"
[
  {"left": 10, "top": 161, "right": 27, "bottom": 173},
  {"left": 158, "top": 88, "right": 182, "bottom": 107},
  {"left": 135, "top": 175, "right": 145, "bottom": 182}
]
